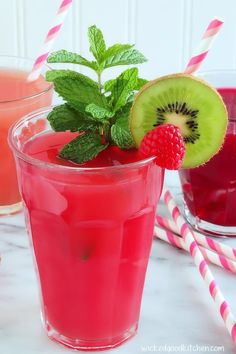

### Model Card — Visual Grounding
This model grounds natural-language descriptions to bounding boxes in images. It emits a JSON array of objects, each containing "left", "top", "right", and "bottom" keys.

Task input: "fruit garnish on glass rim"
[
  {"left": 45, "top": 25, "right": 148, "bottom": 164},
  {"left": 45, "top": 26, "right": 227, "bottom": 169},
  {"left": 130, "top": 73, "right": 228, "bottom": 168}
]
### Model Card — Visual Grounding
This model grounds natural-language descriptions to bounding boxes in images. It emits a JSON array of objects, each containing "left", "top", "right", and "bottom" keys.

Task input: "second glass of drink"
[
  {"left": 0, "top": 56, "right": 53, "bottom": 216},
  {"left": 179, "top": 71, "right": 236, "bottom": 236}
]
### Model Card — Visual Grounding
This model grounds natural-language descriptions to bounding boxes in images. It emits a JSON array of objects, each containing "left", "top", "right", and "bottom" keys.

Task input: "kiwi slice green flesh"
[{"left": 130, "top": 73, "right": 228, "bottom": 168}]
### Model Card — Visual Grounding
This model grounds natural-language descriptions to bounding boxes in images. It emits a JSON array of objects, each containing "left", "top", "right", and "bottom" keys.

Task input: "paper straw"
[
  {"left": 28, "top": 0, "right": 73, "bottom": 81},
  {"left": 154, "top": 225, "right": 236, "bottom": 274},
  {"left": 163, "top": 187, "right": 236, "bottom": 344},
  {"left": 184, "top": 18, "right": 224, "bottom": 74},
  {"left": 156, "top": 215, "right": 236, "bottom": 262}
]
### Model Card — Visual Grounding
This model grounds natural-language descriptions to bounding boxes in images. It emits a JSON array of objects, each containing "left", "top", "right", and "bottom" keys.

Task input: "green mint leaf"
[
  {"left": 85, "top": 103, "right": 113, "bottom": 121},
  {"left": 47, "top": 70, "right": 105, "bottom": 113},
  {"left": 101, "top": 44, "right": 133, "bottom": 61},
  {"left": 74, "top": 120, "right": 102, "bottom": 132},
  {"left": 88, "top": 25, "right": 106, "bottom": 64},
  {"left": 117, "top": 101, "right": 133, "bottom": 115},
  {"left": 104, "top": 76, "right": 148, "bottom": 94},
  {"left": 103, "top": 78, "right": 116, "bottom": 93},
  {"left": 46, "top": 69, "right": 98, "bottom": 88},
  {"left": 103, "top": 48, "right": 147, "bottom": 69},
  {"left": 135, "top": 78, "right": 148, "bottom": 90},
  {"left": 48, "top": 104, "right": 83, "bottom": 132},
  {"left": 53, "top": 78, "right": 103, "bottom": 112},
  {"left": 59, "top": 133, "right": 108, "bottom": 164},
  {"left": 111, "top": 114, "right": 135, "bottom": 149},
  {"left": 47, "top": 50, "right": 98, "bottom": 71},
  {"left": 110, "top": 68, "right": 138, "bottom": 112},
  {"left": 47, "top": 104, "right": 100, "bottom": 132},
  {"left": 46, "top": 69, "right": 74, "bottom": 82}
]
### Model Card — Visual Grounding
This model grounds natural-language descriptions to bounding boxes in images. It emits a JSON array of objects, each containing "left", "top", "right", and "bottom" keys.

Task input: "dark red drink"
[{"left": 179, "top": 88, "right": 236, "bottom": 233}]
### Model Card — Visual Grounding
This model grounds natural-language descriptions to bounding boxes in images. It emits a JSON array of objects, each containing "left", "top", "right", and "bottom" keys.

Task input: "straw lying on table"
[
  {"left": 154, "top": 224, "right": 236, "bottom": 274},
  {"left": 162, "top": 188, "right": 236, "bottom": 343},
  {"left": 156, "top": 215, "right": 236, "bottom": 262},
  {"left": 28, "top": 0, "right": 73, "bottom": 81}
]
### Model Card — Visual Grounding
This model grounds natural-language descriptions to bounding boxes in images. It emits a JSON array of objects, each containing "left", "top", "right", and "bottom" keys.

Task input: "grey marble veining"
[{"left": 0, "top": 188, "right": 236, "bottom": 354}]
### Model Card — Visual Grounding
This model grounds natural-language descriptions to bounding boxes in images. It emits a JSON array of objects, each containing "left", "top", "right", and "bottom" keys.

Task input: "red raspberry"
[{"left": 140, "top": 124, "right": 186, "bottom": 170}]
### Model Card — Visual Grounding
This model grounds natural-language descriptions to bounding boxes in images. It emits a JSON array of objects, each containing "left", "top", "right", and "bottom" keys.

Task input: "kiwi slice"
[{"left": 130, "top": 73, "right": 227, "bottom": 168}]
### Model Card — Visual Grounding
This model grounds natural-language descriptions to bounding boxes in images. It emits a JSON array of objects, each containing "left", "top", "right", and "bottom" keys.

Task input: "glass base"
[
  {"left": 0, "top": 201, "right": 23, "bottom": 216},
  {"left": 183, "top": 204, "right": 236, "bottom": 237},
  {"left": 45, "top": 320, "right": 138, "bottom": 351}
]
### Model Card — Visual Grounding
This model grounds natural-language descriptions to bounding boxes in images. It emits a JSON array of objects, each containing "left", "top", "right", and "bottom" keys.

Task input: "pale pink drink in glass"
[
  {"left": 0, "top": 57, "right": 53, "bottom": 216},
  {"left": 9, "top": 107, "right": 164, "bottom": 351}
]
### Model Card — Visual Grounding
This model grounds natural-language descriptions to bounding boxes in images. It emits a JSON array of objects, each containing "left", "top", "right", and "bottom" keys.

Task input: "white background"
[{"left": 1, "top": 0, "right": 235, "bottom": 186}]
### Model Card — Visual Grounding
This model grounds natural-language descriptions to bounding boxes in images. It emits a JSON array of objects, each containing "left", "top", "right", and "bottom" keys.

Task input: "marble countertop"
[{"left": 0, "top": 188, "right": 236, "bottom": 354}]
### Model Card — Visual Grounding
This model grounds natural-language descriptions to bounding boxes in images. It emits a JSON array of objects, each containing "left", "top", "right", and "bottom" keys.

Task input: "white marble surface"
[{"left": 0, "top": 188, "right": 236, "bottom": 354}]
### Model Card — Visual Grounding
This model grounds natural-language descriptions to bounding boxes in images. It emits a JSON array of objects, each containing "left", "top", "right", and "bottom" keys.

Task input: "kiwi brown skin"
[{"left": 129, "top": 73, "right": 228, "bottom": 168}]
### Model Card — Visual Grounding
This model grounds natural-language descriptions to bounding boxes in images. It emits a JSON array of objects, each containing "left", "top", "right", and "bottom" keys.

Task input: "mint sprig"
[{"left": 46, "top": 25, "right": 148, "bottom": 164}]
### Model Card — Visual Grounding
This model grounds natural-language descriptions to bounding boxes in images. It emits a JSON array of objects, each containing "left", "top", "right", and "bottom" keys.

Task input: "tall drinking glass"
[
  {"left": 0, "top": 56, "right": 53, "bottom": 216},
  {"left": 179, "top": 71, "right": 236, "bottom": 236},
  {"left": 9, "top": 107, "right": 164, "bottom": 351}
]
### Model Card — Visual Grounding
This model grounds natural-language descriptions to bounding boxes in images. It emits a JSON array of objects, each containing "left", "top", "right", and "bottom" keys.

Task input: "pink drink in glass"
[
  {"left": 0, "top": 57, "right": 53, "bottom": 216},
  {"left": 9, "top": 110, "right": 164, "bottom": 350},
  {"left": 179, "top": 86, "right": 236, "bottom": 235}
]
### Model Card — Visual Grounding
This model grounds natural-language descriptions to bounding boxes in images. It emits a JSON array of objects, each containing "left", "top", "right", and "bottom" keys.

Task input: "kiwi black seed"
[
  {"left": 153, "top": 100, "right": 200, "bottom": 144},
  {"left": 129, "top": 73, "right": 228, "bottom": 168}
]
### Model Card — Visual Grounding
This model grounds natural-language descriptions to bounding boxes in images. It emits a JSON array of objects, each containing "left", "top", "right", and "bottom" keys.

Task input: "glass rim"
[
  {"left": 8, "top": 105, "right": 158, "bottom": 174},
  {"left": 0, "top": 55, "right": 53, "bottom": 104}
]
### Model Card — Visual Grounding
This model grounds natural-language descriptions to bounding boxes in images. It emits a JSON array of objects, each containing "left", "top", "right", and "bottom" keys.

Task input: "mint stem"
[{"left": 97, "top": 72, "right": 102, "bottom": 92}]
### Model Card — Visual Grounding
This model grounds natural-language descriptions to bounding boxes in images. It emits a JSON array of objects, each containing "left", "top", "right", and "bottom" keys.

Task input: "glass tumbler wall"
[
  {"left": 9, "top": 107, "right": 164, "bottom": 351},
  {"left": 0, "top": 56, "right": 53, "bottom": 216},
  {"left": 179, "top": 71, "right": 236, "bottom": 236}
]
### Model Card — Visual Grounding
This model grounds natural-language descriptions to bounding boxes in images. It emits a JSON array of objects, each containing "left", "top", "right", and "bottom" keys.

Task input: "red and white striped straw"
[
  {"left": 184, "top": 18, "right": 224, "bottom": 74},
  {"left": 28, "top": 0, "right": 73, "bottom": 81},
  {"left": 163, "top": 187, "right": 236, "bottom": 344},
  {"left": 154, "top": 225, "right": 236, "bottom": 274},
  {"left": 156, "top": 215, "right": 236, "bottom": 262}
]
